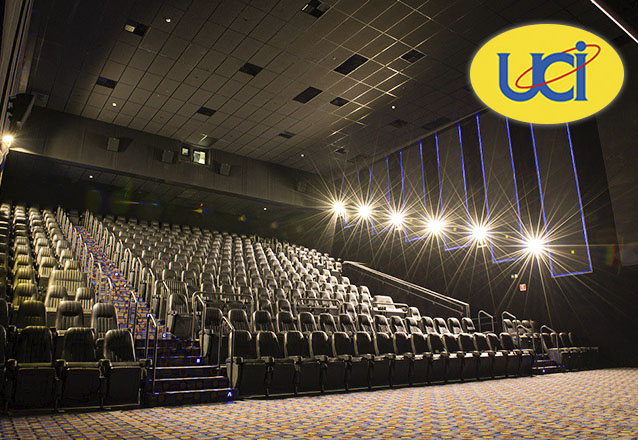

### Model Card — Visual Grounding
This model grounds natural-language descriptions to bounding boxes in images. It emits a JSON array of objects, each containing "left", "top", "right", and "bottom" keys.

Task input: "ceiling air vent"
[
  {"left": 334, "top": 147, "right": 347, "bottom": 155},
  {"left": 196, "top": 106, "right": 216, "bottom": 117},
  {"left": 330, "top": 97, "right": 349, "bottom": 107},
  {"left": 96, "top": 77, "right": 117, "bottom": 89},
  {"left": 278, "top": 131, "right": 295, "bottom": 139},
  {"left": 401, "top": 49, "right": 425, "bottom": 63},
  {"left": 302, "top": 0, "right": 330, "bottom": 18},
  {"left": 334, "top": 54, "right": 368, "bottom": 75},
  {"left": 239, "top": 62, "right": 263, "bottom": 76},
  {"left": 389, "top": 119, "right": 409, "bottom": 128},
  {"left": 293, "top": 86, "right": 322, "bottom": 104}
]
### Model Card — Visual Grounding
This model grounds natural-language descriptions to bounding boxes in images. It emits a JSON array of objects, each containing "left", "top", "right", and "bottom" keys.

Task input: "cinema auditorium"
[{"left": 0, "top": 0, "right": 636, "bottom": 438}]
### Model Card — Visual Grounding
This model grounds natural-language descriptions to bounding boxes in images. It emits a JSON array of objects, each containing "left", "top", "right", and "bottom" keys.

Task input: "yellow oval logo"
[{"left": 470, "top": 23, "right": 624, "bottom": 124}]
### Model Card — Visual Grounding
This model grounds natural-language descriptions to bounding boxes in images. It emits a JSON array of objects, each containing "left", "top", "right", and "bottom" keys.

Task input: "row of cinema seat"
[
  {"left": 502, "top": 317, "right": 598, "bottom": 370},
  {"left": 199, "top": 308, "right": 533, "bottom": 397},
  {"left": 0, "top": 324, "right": 146, "bottom": 410}
]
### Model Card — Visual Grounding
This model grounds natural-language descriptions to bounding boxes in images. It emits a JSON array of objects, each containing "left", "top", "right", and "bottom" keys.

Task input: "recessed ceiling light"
[
  {"left": 88, "top": 175, "right": 94, "bottom": 179},
  {"left": 391, "top": 105, "right": 396, "bottom": 109},
  {"left": 111, "top": 102, "right": 117, "bottom": 107},
  {"left": 165, "top": 17, "right": 172, "bottom": 23},
  {"left": 300, "top": 153, "right": 305, "bottom": 157},
  {"left": 263, "top": 207, "right": 267, "bottom": 211}
]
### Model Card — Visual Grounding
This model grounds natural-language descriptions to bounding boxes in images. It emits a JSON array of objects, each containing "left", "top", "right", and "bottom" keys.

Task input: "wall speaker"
[
  {"left": 106, "top": 137, "right": 120, "bottom": 152},
  {"left": 161, "top": 150, "right": 175, "bottom": 163},
  {"left": 219, "top": 162, "right": 231, "bottom": 176}
]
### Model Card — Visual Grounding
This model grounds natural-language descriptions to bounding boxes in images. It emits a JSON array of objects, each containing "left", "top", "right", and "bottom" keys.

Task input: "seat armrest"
[
  {"left": 55, "top": 359, "right": 67, "bottom": 376},
  {"left": 313, "top": 355, "right": 328, "bottom": 362}
]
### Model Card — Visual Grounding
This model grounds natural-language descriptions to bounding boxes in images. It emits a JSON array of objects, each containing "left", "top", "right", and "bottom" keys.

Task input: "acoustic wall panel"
[
  {"left": 477, "top": 113, "right": 524, "bottom": 262},
  {"left": 436, "top": 123, "right": 471, "bottom": 250},
  {"left": 402, "top": 142, "right": 429, "bottom": 241},
  {"left": 531, "top": 123, "right": 592, "bottom": 277}
]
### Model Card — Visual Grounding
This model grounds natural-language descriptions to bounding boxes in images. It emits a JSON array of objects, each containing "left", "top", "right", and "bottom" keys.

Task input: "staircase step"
[
  {"left": 136, "top": 346, "right": 202, "bottom": 358},
  {"left": 144, "top": 388, "right": 235, "bottom": 407},
  {"left": 148, "top": 376, "right": 229, "bottom": 392},
  {"left": 532, "top": 364, "right": 564, "bottom": 375},
  {"left": 154, "top": 365, "right": 220, "bottom": 379},
  {"left": 155, "top": 355, "right": 205, "bottom": 367}
]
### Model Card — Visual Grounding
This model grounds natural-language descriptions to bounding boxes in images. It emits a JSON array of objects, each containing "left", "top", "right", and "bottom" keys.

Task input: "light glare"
[
  {"left": 390, "top": 211, "right": 404, "bottom": 228},
  {"left": 2, "top": 134, "right": 14, "bottom": 146},
  {"left": 471, "top": 224, "right": 489, "bottom": 242},
  {"left": 524, "top": 235, "right": 547, "bottom": 257},
  {"left": 332, "top": 201, "right": 346, "bottom": 217},
  {"left": 357, "top": 204, "right": 372, "bottom": 219},
  {"left": 427, "top": 218, "right": 446, "bottom": 235}
]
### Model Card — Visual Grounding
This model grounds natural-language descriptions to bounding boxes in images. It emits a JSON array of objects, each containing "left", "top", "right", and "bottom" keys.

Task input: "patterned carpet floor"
[{"left": 1, "top": 368, "right": 637, "bottom": 439}]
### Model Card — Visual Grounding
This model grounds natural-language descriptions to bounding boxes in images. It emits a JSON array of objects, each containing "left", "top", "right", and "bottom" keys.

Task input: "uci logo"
[{"left": 470, "top": 24, "right": 624, "bottom": 124}]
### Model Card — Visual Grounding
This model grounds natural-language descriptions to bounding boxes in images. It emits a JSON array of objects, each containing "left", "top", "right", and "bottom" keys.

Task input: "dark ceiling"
[{"left": 24, "top": 0, "right": 624, "bottom": 174}]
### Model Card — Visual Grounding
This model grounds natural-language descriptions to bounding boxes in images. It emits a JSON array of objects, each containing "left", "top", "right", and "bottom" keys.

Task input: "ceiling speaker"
[
  {"left": 219, "top": 163, "right": 231, "bottom": 176},
  {"left": 107, "top": 137, "right": 120, "bottom": 152},
  {"left": 161, "top": 150, "right": 174, "bottom": 163}
]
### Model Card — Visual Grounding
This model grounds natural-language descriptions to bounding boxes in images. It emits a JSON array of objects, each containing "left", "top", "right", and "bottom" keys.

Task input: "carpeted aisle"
[{"left": 1, "top": 369, "right": 637, "bottom": 439}]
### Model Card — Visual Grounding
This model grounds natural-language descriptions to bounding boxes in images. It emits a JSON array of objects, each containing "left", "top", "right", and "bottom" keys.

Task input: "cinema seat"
[
  {"left": 102, "top": 329, "right": 145, "bottom": 407},
  {"left": 461, "top": 317, "right": 476, "bottom": 333},
  {"left": 6, "top": 326, "right": 57, "bottom": 409},
  {"left": 447, "top": 317, "right": 463, "bottom": 335},
  {"left": 319, "top": 313, "right": 338, "bottom": 335},
  {"left": 0, "top": 325, "right": 6, "bottom": 406},
  {"left": 486, "top": 332, "right": 518, "bottom": 377},
  {"left": 228, "top": 330, "right": 267, "bottom": 397},
  {"left": 408, "top": 328, "right": 431, "bottom": 385},
  {"left": 55, "top": 300, "right": 84, "bottom": 332},
  {"left": 391, "top": 331, "right": 413, "bottom": 386},
  {"left": 58, "top": 327, "right": 103, "bottom": 408},
  {"left": 355, "top": 331, "right": 389, "bottom": 389},
  {"left": 333, "top": 331, "right": 369, "bottom": 391},
  {"left": 308, "top": 330, "right": 345, "bottom": 392},
  {"left": 500, "top": 332, "right": 533, "bottom": 376},
  {"left": 285, "top": 331, "right": 321, "bottom": 395},
  {"left": 201, "top": 307, "right": 229, "bottom": 365},
  {"left": 75, "top": 287, "right": 95, "bottom": 312},
  {"left": 15, "top": 300, "right": 46, "bottom": 329},
  {"left": 252, "top": 310, "right": 274, "bottom": 332},
  {"left": 165, "top": 293, "right": 192, "bottom": 339},
  {"left": 11, "top": 282, "right": 37, "bottom": 307},
  {"left": 445, "top": 333, "right": 477, "bottom": 381},
  {"left": 256, "top": 331, "right": 295, "bottom": 397},
  {"left": 427, "top": 333, "right": 452, "bottom": 383}
]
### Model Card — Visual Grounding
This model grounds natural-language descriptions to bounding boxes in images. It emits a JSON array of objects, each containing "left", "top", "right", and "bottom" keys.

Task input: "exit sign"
[{"left": 520, "top": 284, "right": 527, "bottom": 292}]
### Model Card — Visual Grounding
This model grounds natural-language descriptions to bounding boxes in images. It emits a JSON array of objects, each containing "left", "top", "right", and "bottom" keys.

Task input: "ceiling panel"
[{"left": 26, "top": 0, "right": 624, "bottom": 174}]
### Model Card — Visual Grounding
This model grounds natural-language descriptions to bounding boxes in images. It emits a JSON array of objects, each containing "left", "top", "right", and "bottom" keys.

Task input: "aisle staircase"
[{"left": 71, "top": 222, "right": 234, "bottom": 407}]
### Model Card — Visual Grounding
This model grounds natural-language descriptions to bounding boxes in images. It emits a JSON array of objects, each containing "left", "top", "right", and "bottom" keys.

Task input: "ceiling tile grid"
[{"left": 27, "top": 0, "right": 622, "bottom": 174}]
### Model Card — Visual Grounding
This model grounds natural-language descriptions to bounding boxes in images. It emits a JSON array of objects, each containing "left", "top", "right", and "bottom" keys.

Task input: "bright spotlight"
[
  {"left": 390, "top": 211, "right": 404, "bottom": 229},
  {"left": 332, "top": 201, "right": 346, "bottom": 217},
  {"left": 426, "top": 218, "right": 446, "bottom": 235},
  {"left": 471, "top": 224, "right": 489, "bottom": 242},
  {"left": 524, "top": 235, "right": 547, "bottom": 257},
  {"left": 2, "top": 134, "right": 14, "bottom": 147},
  {"left": 357, "top": 204, "right": 372, "bottom": 219}
]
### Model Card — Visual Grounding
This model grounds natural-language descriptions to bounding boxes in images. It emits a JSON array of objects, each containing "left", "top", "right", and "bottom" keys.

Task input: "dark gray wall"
[
  {"left": 596, "top": 42, "right": 638, "bottom": 266},
  {"left": 15, "top": 106, "right": 315, "bottom": 207}
]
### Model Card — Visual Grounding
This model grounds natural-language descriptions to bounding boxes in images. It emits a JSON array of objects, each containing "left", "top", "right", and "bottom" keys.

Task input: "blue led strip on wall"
[
  {"left": 476, "top": 114, "right": 524, "bottom": 263},
  {"left": 436, "top": 124, "right": 472, "bottom": 251},
  {"left": 530, "top": 123, "right": 593, "bottom": 277}
]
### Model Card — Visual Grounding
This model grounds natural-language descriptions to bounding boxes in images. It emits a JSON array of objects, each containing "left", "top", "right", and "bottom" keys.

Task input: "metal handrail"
[
  {"left": 144, "top": 313, "right": 160, "bottom": 393},
  {"left": 127, "top": 289, "right": 139, "bottom": 337},
  {"left": 478, "top": 310, "right": 494, "bottom": 333},
  {"left": 501, "top": 311, "right": 518, "bottom": 335},
  {"left": 220, "top": 315, "right": 235, "bottom": 387},
  {"left": 342, "top": 261, "right": 470, "bottom": 317},
  {"left": 192, "top": 294, "right": 207, "bottom": 354}
]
